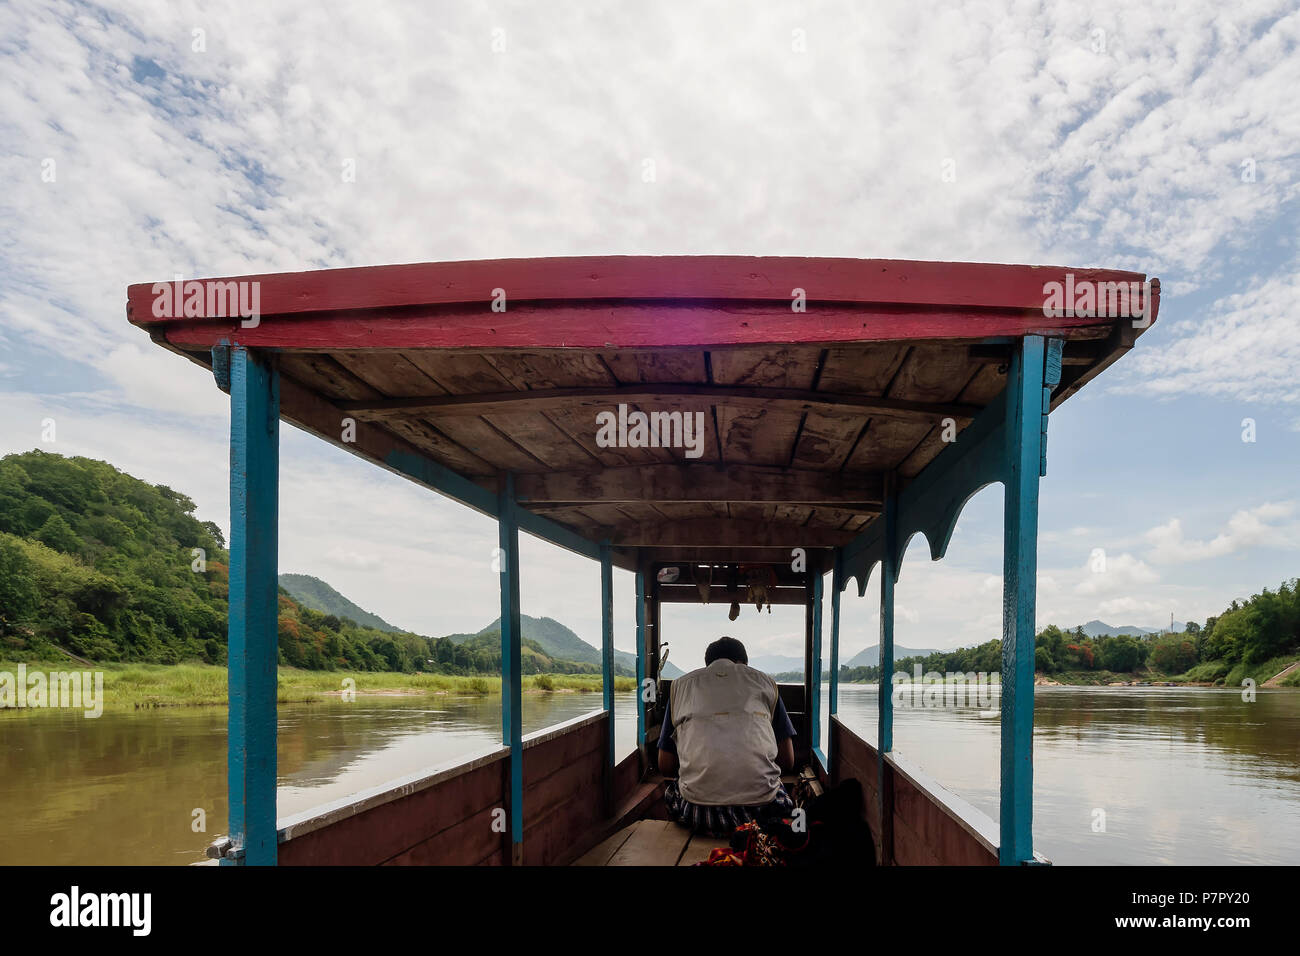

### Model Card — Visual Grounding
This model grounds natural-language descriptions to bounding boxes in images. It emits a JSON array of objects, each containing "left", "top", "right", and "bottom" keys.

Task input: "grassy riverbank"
[
  {"left": 0, "top": 661, "right": 637, "bottom": 710},
  {"left": 842, "top": 654, "right": 1300, "bottom": 689},
  {"left": 1035, "top": 654, "right": 1300, "bottom": 688}
]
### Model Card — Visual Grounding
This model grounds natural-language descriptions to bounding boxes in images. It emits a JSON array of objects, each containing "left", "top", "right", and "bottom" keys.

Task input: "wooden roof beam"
[
  {"left": 611, "top": 519, "right": 854, "bottom": 548},
  {"left": 658, "top": 584, "right": 808, "bottom": 605},
  {"left": 337, "top": 385, "right": 983, "bottom": 426},
  {"left": 628, "top": 547, "right": 832, "bottom": 565},
  {"left": 969, "top": 339, "right": 1108, "bottom": 367},
  {"left": 514, "top": 464, "right": 884, "bottom": 506}
]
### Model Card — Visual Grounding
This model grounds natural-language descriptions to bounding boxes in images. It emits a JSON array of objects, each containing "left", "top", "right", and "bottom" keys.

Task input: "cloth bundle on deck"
[{"left": 692, "top": 778, "right": 876, "bottom": 867}]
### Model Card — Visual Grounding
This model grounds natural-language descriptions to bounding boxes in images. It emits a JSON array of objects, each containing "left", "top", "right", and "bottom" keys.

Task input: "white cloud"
[
  {"left": 5, "top": 0, "right": 1300, "bottom": 383},
  {"left": 896, "top": 604, "right": 921, "bottom": 625},
  {"left": 96, "top": 343, "right": 227, "bottom": 419},
  {"left": 321, "top": 547, "right": 383, "bottom": 572},
  {"left": 1096, "top": 595, "right": 1172, "bottom": 620},
  {"left": 1074, "top": 552, "right": 1160, "bottom": 596},
  {"left": 1144, "top": 502, "right": 1299, "bottom": 563},
  {"left": 1117, "top": 270, "right": 1300, "bottom": 406}
]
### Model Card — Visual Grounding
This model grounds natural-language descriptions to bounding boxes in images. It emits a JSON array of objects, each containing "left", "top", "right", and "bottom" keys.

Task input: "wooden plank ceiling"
[{"left": 254, "top": 336, "right": 1100, "bottom": 564}]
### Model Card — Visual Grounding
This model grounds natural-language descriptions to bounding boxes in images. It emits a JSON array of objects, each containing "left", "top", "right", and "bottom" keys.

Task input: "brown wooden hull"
[
  {"left": 277, "top": 711, "right": 647, "bottom": 866},
  {"left": 828, "top": 716, "right": 1000, "bottom": 865}
]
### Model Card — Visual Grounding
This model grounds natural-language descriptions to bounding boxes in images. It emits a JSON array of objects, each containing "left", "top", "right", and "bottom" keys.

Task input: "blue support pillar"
[
  {"left": 877, "top": 482, "right": 898, "bottom": 865},
  {"left": 1000, "top": 335, "right": 1047, "bottom": 865},
  {"left": 226, "top": 347, "right": 279, "bottom": 866},
  {"left": 828, "top": 549, "right": 843, "bottom": 773},
  {"left": 634, "top": 570, "right": 647, "bottom": 764},
  {"left": 498, "top": 474, "right": 524, "bottom": 865},
  {"left": 599, "top": 542, "right": 615, "bottom": 811},
  {"left": 810, "top": 568, "right": 826, "bottom": 770},
  {"left": 877, "top": 488, "right": 898, "bottom": 756}
]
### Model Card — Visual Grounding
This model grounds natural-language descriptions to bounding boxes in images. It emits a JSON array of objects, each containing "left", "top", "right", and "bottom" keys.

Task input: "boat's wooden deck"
[
  {"left": 573, "top": 820, "right": 731, "bottom": 867},
  {"left": 573, "top": 770, "right": 819, "bottom": 866}
]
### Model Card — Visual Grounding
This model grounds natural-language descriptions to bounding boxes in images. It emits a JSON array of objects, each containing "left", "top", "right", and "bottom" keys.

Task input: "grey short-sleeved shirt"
[{"left": 657, "top": 694, "right": 796, "bottom": 755}]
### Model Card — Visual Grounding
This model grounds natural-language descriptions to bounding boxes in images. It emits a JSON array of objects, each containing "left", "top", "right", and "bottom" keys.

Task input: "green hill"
[
  {"left": 0, "top": 450, "right": 485, "bottom": 673},
  {"left": 0, "top": 449, "right": 228, "bottom": 663},
  {"left": 279, "top": 573, "right": 400, "bottom": 633},
  {"left": 443, "top": 628, "right": 611, "bottom": 676},
  {"left": 470, "top": 614, "right": 683, "bottom": 678},
  {"left": 476, "top": 614, "right": 598, "bottom": 662},
  {"left": 470, "top": 615, "right": 632, "bottom": 677}
]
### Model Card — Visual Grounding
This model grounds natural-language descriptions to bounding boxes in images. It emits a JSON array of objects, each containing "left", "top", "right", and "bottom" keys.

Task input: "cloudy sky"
[{"left": 3, "top": 0, "right": 1298, "bottom": 670}]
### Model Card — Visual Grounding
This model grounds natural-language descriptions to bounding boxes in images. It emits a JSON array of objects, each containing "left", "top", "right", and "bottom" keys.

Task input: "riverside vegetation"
[
  {"left": 0, "top": 450, "right": 634, "bottom": 707},
  {"left": 3, "top": 450, "right": 1295, "bottom": 704},
  {"left": 832, "top": 588, "right": 1300, "bottom": 689}
]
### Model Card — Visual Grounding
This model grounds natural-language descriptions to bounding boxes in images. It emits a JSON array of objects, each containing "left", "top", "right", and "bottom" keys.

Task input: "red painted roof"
[{"left": 127, "top": 256, "right": 1159, "bottom": 350}]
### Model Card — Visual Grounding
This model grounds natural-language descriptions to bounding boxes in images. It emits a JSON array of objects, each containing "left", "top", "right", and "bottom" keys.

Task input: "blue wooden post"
[
  {"left": 877, "top": 482, "right": 898, "bottom": 864},
  {"left": 634, "top": 570, "right": 646, "bottom": 763},
  {"left": 226, "top": 347, "right": 279, "bottom": 866},
  {"left": 810, "top": 567, "right": 825, "bottom": 770},
  {"left": 877, "top": 488, "right": 898, "bottom": 756},
  {"left": 1000, "top": 335, "right": 1046, "bottom": 865},
  {"left": 828, "top": 549, "right": 843, "bottom": 773},
  {"left": 599, "top": 542, "right": 615, "bottom": 808},
  {"left": 498, "top": 474, "right": 524, "bottom": 865}
]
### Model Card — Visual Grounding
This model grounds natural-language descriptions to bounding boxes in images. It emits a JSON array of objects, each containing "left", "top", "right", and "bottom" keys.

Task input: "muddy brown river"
[{"left": 2, "top": 684, "right": 1296, "bottom": 865}]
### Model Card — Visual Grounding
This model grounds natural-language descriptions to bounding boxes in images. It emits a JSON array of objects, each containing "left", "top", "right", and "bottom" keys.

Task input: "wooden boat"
[{"left": 126, "top": 256, "right": 1159, "bottom": 866}]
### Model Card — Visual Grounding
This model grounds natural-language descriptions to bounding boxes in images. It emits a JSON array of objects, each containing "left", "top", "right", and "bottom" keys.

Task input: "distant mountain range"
[
  {"left": 844, "top": 644, "right": 943, "bottom": 668},
  {"left": 278, "top": 574, "right": 684, "bottom": 677},
  {"left": 745, "top": 643, "right": 942, "bottom": 676},
  {"left": 1076, "top": 619, "right": 1185, "bottom": 638},
  {"left": 745, "top": 626, "right": 1182, "bottom": 678},
  {"left": 748, "top": 654, "right": 807, "bottom": 675}
]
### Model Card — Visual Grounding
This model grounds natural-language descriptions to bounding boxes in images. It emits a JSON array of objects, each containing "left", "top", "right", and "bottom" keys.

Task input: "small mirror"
[{"left": 656, "top": 566, "right": 680, "bottom": 584}]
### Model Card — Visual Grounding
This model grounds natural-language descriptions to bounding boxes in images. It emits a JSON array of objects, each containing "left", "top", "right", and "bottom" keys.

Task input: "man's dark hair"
[{"left": 705, "top": 637, "right": 748, "bottom": 665}]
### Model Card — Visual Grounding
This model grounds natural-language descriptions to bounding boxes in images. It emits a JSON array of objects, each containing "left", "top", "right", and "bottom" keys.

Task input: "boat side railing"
[
  {"left": 212, "top": 708, "right": 634, "bottom": 865},
  {"left": 828, "top": 716, "right": 1051, "bottom": 866},
  {"left": 275, "top": 744, "right": 510, "bottom": 846}
]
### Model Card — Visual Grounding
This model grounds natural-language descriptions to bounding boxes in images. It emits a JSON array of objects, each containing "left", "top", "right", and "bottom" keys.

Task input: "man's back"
[{"left": 668, "top": 658, "right": 782, "bottom": 806}]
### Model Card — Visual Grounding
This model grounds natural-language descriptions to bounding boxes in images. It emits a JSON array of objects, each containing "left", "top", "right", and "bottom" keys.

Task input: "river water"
[{"left": 1, "top": 684, "right": 1296, "bottom": 865}]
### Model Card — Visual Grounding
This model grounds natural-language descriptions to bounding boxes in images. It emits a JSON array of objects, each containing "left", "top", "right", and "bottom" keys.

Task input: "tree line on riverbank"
[
  {"left": 0, "top": 450, "right": 605, "bottom": 676},
  {"left": 833, "top": 582, "right": 1300, "bottom": 688}
]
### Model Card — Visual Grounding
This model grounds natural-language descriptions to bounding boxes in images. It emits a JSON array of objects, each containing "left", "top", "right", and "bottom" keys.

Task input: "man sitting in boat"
[{"left": 656, "top": 637, "right": 797, "bottom": 835}]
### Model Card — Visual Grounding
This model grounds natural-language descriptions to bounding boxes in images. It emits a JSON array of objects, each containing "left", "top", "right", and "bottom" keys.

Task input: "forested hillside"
[
  {"left": 279, "top": 573, "right": 401, "bottom": 633},
  {"left": 471, "top": 614, "right": 647, "bottom": 676},
  {"left": 0, "top": 451, "right": 606, "bottom": 676},
  {"left": 0, "top": 450, "right": 228, "bottom": 664}
]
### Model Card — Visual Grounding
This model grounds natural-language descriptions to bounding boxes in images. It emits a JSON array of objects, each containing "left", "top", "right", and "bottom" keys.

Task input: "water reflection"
[
  {"left": 827, "top": 683, "right": 1300, "bottom": 865},
  {"left": 2, "top": 685, "right": 1296, "bottom": 865},
  {"left": 0, "top": 691, "right": 638, "bottom": 866}
]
